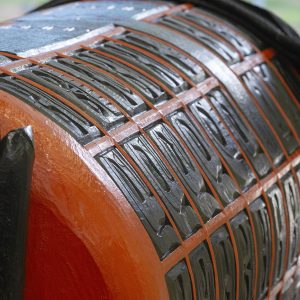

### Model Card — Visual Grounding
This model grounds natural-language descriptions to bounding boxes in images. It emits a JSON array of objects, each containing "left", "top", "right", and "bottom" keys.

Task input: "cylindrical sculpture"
[{"left": 0, "top": 1, "right": 299, "bottom": 299}]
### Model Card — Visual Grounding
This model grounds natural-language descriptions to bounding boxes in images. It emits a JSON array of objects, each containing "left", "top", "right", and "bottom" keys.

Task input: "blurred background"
[{"left": 0, "top": 0, "right": 299, "bottom": 33}]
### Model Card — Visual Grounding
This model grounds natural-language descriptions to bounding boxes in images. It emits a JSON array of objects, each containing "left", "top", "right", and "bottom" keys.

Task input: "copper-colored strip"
[
  {"left": 232, "top": 48, "right": 276, "bottom": 75},
  {"left": 199, "top": 93, "right": 261, "bottom": 298},
  {"left": 122, "top": 27, "right": 277, "bottom": 169},
  {"left": 0, "top": 52, "right": 21, "bottom": 60},
  {"left": 185, "top": 256, "right": 198, "bottom": 300},
  {"left": 161, "top": 152, "right": 300, "bottom": 298},
  {"left": 0, "top": 66, "right": 187, "bottom": 258},
  {"left": 275, "top": 179, "right": 292, "bottom": 296},
  {"left": 206, "top": 231, "right": 220, "bottom": 300},
  {"left": 58, "top": 43, "right": 231, "bottom": 215}
]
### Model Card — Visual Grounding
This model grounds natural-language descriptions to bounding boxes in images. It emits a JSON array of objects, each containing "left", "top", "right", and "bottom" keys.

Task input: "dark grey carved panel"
[
  {"left": 168, "top": 110, "right": 239, "bottom": 205},
  {"left": 147, "top": 123, "right": 222, "bottom": 222},
  {"left": 190, "top": 97, "right": 256, "bottom": 192},
  {"left": 0, "top": 75, "right": 101, "bottom": 144},
  {"left": 97, "top": 148, "right": 180, "bottom": 260},
  {"left": 47, "top": 58, "right": 148, "bottom": 116},
  {"left": 123, "top": 134, "right": 201, "bottom": 238}
]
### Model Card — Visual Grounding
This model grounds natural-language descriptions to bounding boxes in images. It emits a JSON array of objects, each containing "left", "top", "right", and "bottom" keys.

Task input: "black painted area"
[
  {"left": 0, "top": 75, "right": 101, "bottom": 145},
  {"left": 168, "top": 110, "right": 239, "bottom": 206},
  {"left": 189, "top": 242, "right": 216, "bottom": 300},
  {"left": 96, "top": 148, "right": 180, "bottom": 260},
  {"left": 230, "top": 211, "right": 255, "bottom": 300},
  {"left": 211, "top": 226, "right": 236, "bottom": 300},
  {"left": 165, "top": 260, "right": 193, "bottom": 300},
  {"left": 250, "top": 198, "right": 272, "bottom": 300},
  {"left": 123, "top": 134, "right": 201, "bottom": 239},
  {"left": 0, "top": 128, "right": 34, "bottom": 300}
]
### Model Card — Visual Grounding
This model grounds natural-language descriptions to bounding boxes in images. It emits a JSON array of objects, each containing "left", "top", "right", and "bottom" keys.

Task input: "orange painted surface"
[
  {"left": 0, "top": 90, "right": 169, "bottom": 300},
  {"left": 25, "top": 201, "right": 110, "bottom": 300}
]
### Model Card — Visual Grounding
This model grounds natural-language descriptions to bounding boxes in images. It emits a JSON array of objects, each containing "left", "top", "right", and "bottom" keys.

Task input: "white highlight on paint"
[
  {"left": 21, "top": 25, "right": 31, "bottom": 30},
  {"left": 133, "top": 5, "right": 170, "bottom": 20},
  {"left": 63, "top": 27, "right": 75, "bottom": 32},
  {"left": 18, "top": 24, "right": 115, "bottom": 58},
  {"left": 122, "top": 7, "right": 134, "bottom": 11},
  {"left": 42, "top": 26, "right": 54, "bottom": 31}
]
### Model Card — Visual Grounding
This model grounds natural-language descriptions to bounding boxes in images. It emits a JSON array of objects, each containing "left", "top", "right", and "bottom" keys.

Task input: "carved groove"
[
  {"left": 116, "top": 31, "right": 207, "bottom": 84},
  {"left": 96, "top": 41, "right": 189, "bottom": 94},
  {"left": 0, "top": 75, "right": 101, "bottom": 144},
  {"left": 156, "top": 16, "right": 240, "bottom": 64},
  {"left": 97, "top": 148, "right": 180, "bottom": 260},
  {"left": 123, "top": 134, "right": 201, "bottom": 238},
  {"left": 176, "top": 8, "right": 254, "bottom": 56},
  {"left": 47, "top": 58, "right": 148, "bottom": 116}
]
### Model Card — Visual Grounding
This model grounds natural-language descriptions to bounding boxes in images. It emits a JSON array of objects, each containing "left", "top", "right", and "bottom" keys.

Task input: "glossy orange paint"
[{"left": 0, "top": 90, "right": 169, "bottom": 300}]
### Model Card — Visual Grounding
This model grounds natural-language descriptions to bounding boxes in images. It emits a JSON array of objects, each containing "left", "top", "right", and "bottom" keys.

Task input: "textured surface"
[{"left": 0, "top": 1, "right": 299, "bottom": 299}]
